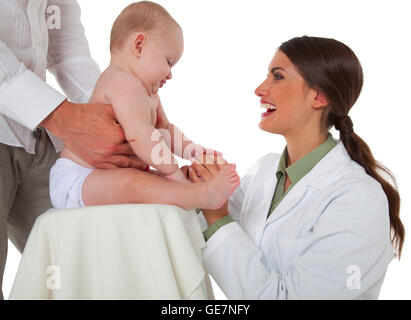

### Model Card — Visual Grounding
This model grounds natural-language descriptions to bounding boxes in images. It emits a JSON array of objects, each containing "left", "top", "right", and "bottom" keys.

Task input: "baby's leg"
[
  {"left": 82, "top": 166, "right": 239, "bottom": 210},
  {"left": 82, "top": 168, "right": 197, "bottom": 209}
]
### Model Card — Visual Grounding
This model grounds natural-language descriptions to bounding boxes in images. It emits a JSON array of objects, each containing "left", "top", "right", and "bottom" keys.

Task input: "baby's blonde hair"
[{"left": 110, "top": 1, "right": 180, "bottom": 52}]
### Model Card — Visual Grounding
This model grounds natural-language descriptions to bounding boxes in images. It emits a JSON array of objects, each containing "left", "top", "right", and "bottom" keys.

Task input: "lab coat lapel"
[
  {"left": 265, "top": 141, "right": 351, "bottom": 225},
  {"left": 242, "top": 158, "right": 278, "bottom": 246},
  {"left": 265, "top": 176, "right": 310, "bottom": 225}
]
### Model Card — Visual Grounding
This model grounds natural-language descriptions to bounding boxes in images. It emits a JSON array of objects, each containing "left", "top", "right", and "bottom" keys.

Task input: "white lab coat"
[{"left": 202, "top": 141, "right": 394, "bottom": 299}]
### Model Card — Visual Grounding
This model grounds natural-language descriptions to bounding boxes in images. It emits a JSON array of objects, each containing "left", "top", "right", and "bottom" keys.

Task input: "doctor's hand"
[
  {"left": 188, "top": 161, "right": 231, "bottom": 225},
  {"left": 40, "top": 100, "right": 148, "bottom": 170}
]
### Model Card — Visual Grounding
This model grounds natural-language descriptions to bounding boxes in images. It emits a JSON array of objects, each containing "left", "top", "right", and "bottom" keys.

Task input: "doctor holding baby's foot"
[{"left": 189, "top": 36, "right": 404, "bottom": 300}]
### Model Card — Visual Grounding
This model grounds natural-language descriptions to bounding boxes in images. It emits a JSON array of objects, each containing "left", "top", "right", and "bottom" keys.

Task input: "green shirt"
[
  {"left": 267, "top": 133, "right": 337, "bottom": 217},
  {"left": 203, "top": 133, "right": 337, "bottom": 241}
]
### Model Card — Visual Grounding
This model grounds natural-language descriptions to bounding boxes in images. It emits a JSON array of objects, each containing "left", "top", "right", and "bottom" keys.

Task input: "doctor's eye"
[{"left": 273, "top": 72, "right": 284, "bottom": 80}]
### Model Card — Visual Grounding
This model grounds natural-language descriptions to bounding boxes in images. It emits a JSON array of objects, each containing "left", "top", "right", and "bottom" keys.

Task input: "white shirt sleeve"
[
  {"left": 0, "top": 0, "right": 101, "bottom": 131},
  {"left": 0, "top": 39, "right": 66, "bottom": 130},
  {"left": 203, "top": 180, "right": 394, "bottom": 299},
  {"left": 46, "top": 0, "right": 100, "bottom": 103}
]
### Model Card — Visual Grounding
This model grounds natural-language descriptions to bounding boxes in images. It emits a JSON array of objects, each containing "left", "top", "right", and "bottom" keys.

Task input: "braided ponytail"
[
  {"left": 336, "top": 117, "right": 403, "bottom": 257},
  {"left": 280, "top": 36, "right": 404, "bottom": 258}
]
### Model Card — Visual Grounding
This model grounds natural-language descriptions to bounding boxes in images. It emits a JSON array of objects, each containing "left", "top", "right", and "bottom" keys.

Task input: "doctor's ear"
[
  {"left": 132, "top": 33, "right": 146, "bottom": 58},
  {"left": 312, "top": 91, "right": 329, "bottom": 109}
]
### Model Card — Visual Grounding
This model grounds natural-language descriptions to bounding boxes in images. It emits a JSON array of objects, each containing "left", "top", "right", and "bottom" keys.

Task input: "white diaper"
[{"left": 49, "top": 158, "right": 94, "bottom": 209}]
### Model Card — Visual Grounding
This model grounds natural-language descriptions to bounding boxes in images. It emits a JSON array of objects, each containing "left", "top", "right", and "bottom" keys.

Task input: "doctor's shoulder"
[
  {"left": 322, "top": 159, "right": 389, "bottom": 221},
  {"left": 343, "top": 159, "right": 387, "bottom": 198}
]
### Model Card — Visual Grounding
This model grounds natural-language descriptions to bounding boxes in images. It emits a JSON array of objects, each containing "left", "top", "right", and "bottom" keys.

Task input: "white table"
[{"left": 9, "top": 204, "right": 214, "bottom": 300}]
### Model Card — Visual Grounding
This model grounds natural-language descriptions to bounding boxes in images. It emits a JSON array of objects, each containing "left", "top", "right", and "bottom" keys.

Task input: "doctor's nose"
[
  {"left": 166, "top": 72, "right": 172, "bottom": 80},
  {"left": 255, "top": 79, "right": 268, "bottom": 98}
]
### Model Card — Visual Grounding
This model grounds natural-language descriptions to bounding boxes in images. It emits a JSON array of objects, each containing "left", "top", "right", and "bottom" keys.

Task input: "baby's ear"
[{"left": 133, "top": 33, "right": 146, "bottom": 57}]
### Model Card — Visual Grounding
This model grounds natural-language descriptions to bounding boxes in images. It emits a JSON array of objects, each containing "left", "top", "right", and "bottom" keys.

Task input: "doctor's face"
[{"left": 255, "top": 50, "right": 314, "bottom": 136}]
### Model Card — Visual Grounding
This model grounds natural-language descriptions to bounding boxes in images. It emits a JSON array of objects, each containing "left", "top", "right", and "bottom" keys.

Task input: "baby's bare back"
[
  {"left": 60, "top": 68, "right": 158, "bottom": 168},
  {"left": 59, "top": 70, "right": 111, "bottom": 167}
]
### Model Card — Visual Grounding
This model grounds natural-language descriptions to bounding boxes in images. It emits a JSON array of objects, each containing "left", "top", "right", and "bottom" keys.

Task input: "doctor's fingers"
[
  {"left": 192, "top": 163, "right": 213, "bottom": 181},
  {"left": 188, "top": 166, "right": 202, "bottom": 183},
  {"left": 202, "top": 163, "right": 221, "bottom": 175}
]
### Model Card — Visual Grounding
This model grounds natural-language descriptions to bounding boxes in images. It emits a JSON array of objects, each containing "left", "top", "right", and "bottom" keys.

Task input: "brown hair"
[
  {"left": 110, "top": 1, "right": 180, "bottom": 52},
  {"left": 279, "top": 36, "right": 404, "bottom": 258}
]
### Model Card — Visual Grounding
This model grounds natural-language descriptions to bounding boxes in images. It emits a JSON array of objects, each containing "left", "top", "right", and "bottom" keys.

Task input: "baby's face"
[{"left": 136, "top": 25, "right": 184, "bottom": 95}]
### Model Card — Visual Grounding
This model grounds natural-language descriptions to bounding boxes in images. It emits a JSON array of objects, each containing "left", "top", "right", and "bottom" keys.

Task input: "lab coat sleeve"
[
  {"left": 0, "top": 39, "right": 66, "bottom": 130},
  {"left": 227, "top": 178, "right": 246, "bottom": 222},
  {"left": 46, "top": 0, "right": 100, "bottom": 103},
  {"left": 201, "top": 157, "right": 261, "bottom": 237},
  {"left": 228, "top": 157, "right": 262, "bottom": 221},
  {"left": 202, "top": 179, "right": 394, "bottom": 299}
]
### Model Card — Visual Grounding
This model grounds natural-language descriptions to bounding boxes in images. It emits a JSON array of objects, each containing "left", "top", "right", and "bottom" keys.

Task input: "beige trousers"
[{"left": 0, "top": 128, "right": 58, "bottom": 299}]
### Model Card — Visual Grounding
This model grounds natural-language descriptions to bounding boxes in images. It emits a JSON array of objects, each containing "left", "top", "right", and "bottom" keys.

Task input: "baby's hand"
[
  {"left": 164, "top": 169, "right": 189, "bottom": 183},
  {"left": 191, "top": 145, "right": 226, "bottom": 166},
  {"left": 191, "top": 144, "right": 223, "bottom": 157}
]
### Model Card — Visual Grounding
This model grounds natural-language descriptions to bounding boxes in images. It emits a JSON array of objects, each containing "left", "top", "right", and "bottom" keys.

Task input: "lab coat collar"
[
  {"left": 265, "top": 141, "right": 352, "bottom": 226},
  {"left": 304, "top": 141, "right": 352, "bottom": 190}
]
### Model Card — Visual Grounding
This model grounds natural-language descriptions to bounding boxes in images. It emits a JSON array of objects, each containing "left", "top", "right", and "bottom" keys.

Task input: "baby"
[{"left": 49, "top": 1, "right": 240, "bottom": 211}]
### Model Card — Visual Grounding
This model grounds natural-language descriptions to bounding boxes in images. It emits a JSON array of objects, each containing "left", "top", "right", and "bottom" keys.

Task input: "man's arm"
[
  {"left": 0, "top": 39, "right": 66, "bottom": 130},
  {"left": 46, "top": 0, "right": 100, "bottom": 103}
]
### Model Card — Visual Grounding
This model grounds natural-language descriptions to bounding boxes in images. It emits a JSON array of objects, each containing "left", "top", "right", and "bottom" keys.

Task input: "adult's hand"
[
  {"left": 40, "top": 100, "right": 148, "bottom": 170},
  {"left": 188, "top": 161, "right": 230, "bottom": 225}
]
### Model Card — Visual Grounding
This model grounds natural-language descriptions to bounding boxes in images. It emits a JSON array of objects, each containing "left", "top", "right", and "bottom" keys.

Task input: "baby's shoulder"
[{"left": 100, "top": 68, "right": 146, "bottom": 97}]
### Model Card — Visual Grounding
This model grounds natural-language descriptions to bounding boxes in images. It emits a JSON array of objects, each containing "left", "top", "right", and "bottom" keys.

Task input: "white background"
[{"left": 4, "top": 0, "right": 411, "bottom": 299}]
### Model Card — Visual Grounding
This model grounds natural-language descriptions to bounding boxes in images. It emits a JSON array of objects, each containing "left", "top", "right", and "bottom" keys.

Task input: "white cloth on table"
[{"left": 9, "top": 204, "right": 214, "bottom": 300}]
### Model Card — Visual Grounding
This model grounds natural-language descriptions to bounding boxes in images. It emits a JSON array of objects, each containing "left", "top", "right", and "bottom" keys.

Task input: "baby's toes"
[
  {"left": 229, "top": 179, "right": 240, "bottom": 191},
  {"left": 222, "top": 164, "right": 236, "bottom": 175},
  {"left": 227, "top": 170, "right": 238, "bottom": 180}
]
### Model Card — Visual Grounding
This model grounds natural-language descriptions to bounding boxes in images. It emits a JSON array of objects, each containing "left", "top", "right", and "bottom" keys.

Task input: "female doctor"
[{"left": 189, "top": 36, "right": 405, "bottom": 299}]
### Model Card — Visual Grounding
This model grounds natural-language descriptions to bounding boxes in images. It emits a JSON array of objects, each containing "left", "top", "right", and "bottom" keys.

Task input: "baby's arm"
[
  {"left": 155, "top": 99, "right": 196, "bottom": 160},
  {"left": 156, "top": 99, "right": 224, "bottom": 162},
  {"left": 105, "top": 72, "right": 180, "bottom": 176}
]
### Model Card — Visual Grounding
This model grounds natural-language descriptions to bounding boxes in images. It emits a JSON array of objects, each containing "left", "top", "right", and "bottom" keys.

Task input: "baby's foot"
[{"left": 200, "top": 164, "right": 240, "bottom": 209}]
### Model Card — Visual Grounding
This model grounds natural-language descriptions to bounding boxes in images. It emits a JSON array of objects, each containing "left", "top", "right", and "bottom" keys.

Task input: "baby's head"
[{"left": 110, "top": 1, "right": 183, "bottom": 95}]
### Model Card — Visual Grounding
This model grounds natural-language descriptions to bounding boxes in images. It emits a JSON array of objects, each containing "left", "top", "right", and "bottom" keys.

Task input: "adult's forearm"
[
  {"left": 202, "top": 202, "right": 230, "bottom": 226},
  {"left": 203, "top": 222, "right": 286, "bottom": 300},
  {"left": 0, "top": 43, "right": 66, "bottom": 130}
]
